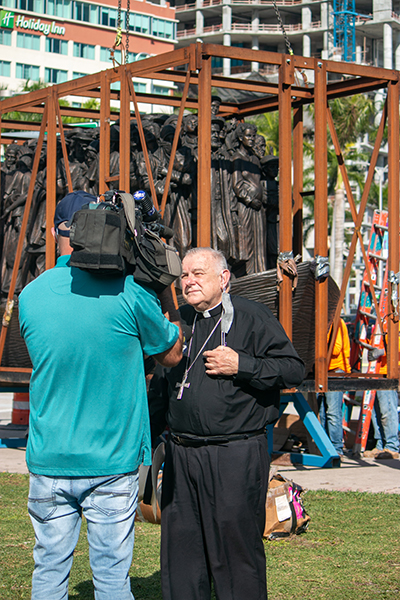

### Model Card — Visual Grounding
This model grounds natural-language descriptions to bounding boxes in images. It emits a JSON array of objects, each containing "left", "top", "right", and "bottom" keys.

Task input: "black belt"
[{"left": 170, "top": 429, "right": 266, "bottom": 448}]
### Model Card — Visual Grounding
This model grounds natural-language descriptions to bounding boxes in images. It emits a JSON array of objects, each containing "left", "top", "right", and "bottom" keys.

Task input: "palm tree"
[{"left": 327, "top": 95, "right": 375, "bottom": 287}]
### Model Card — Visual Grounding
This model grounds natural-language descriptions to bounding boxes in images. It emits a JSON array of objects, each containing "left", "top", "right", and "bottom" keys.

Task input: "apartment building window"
[
  {"left": 128, "top": 14, "right": 150, "bottom": 35},
  {"left": 16, "top": 62, "right": 40, "bottom": 80},
  {"left": 133, "top": 82, "right": 146, "bottom": 93},
  {"left": 73, "top": 71, "right": 88, "bottom": 79},
  {"left": 0, "top": 30, "right": 12, "bottom": 46},
  {"left": 47, "top": 0, "right": 71, "bottom": 19},
  {"left": 0, "top": 61, "right": 11, "bottom": 77},
  {"left": 152, "top": 18, "right": 173, "bottom": 39},
  {"left": 101, "top": 7, "right": 117, "bottom": 28},
  {"left": 73, "top": 42, "right": 95, "bottom": 60},
  {"left": 17, "top": 32, "right": 41, "bottom": 51},
  {"left": 17, "top": 0, "right": 44, "bottom": 11},
  {"left": 152, "top": 85, "right": 170, "bottom": 96},
  {"left": 44, "top": 67, "right": 68, "bottom": 83},
  {"left": 74, "top": 1, "right": 98, "bottom": 24},
  {"left": 46, "top": 37, "right": 68, "bottom": 54}
]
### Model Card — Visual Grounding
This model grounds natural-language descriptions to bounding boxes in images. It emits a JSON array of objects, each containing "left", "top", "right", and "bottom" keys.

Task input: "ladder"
[{"left": 347, "top": 210, "right": 389, "bottom": 454}]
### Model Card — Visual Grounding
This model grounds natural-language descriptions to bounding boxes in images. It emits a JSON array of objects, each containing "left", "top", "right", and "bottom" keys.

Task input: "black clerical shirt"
[{"left": 149, "top": 295, "right": 305, "bottom": 439}]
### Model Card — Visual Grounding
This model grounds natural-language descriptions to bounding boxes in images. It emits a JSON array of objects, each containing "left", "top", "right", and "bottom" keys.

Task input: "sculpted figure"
[
  {"left": 158, "top": 123, "right": 195, "bottom": 257},
  {"left": 231, "top": 123, "right": 266, "bottom": 276},
  {"left": 77, "top": 140, "right": 99, "bottom": 196},
  {"left": 136, "top": 120, "right": 163, "bottom": 196},
  {"left": 56, "top": 130, "right": 87, "bottom": 200},
  {"left": 224, "top": 116, "right": 240, "bottom": 156},
  {"left": 181, "top": 114, "right": 198, "bottom": 161},
  {"left": 1, "top": 150, "right": 33, "bottom": 295},
  {"left": 211, "top": 95, "right": 221, "bottom": 116},
  {"left": 210, "top": 117, "right": 237, "bottom": 263},
  {"left": 260, "top": 155, "right": 280, "bottom": 270},
  {"left": 1, "top": 145, "right": 21, "bottom": 264}
]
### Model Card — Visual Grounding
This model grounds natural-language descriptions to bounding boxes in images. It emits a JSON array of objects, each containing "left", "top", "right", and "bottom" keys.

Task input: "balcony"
[
  {"left": 176, "top": 0, "right": 305, "bottom": 11},
  {"left": 177, "top": 20, "right": 324, "bottom": 38}
]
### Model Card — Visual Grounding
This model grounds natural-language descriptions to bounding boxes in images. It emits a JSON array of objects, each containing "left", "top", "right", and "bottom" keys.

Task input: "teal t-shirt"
[{"left": 19, "top": 256, "right": 179, "bottom": 476}]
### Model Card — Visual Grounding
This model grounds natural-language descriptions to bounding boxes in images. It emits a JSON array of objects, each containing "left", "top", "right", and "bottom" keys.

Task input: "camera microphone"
[{"left": 133, "top": 190, "right": 158, "bottom": 222}]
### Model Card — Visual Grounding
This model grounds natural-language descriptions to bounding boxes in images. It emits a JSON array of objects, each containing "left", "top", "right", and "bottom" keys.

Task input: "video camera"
[{"left": 69, "top": 189, "right": 182, "bottom": 292}]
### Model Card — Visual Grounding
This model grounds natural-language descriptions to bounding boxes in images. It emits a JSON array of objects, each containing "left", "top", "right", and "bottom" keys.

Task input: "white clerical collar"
[{"left": 196, "top": 301, "right": 222, "bottom": 318}]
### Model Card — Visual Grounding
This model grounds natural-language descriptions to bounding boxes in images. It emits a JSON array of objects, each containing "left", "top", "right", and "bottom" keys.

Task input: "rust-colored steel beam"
[
  {"left": 119, "top": 69, "right": 131, "bottom": 193},
  {"left": 313, "top": 59, "right": 328, "bottom": 392},
  {"left": 278, "top": 55, "right": 294, "bottom": 338},
  {"left": 197, "top": 53, "right": 212, "bottom": 248},
  {"left": 0, "top": 120, "right": 48, "bottom": 131},
  {"left": 127, "top": 76, "right": 159, "bottom": 208},
  {"left": 160, "top": 70, "right": 191, "bottom": 219},
  {"left": 99, "top": 70, "right": 111, "bottom": 195},
  {"left": 325, "top": 60, "right": 398, "bottom": 81},
  {"left": 46, "top": 89, "right": 57, "bottom": 270},
  {"left": 292, "top": 105, "right": 303, "bottom": 258},
  {"left": 55, "top": 101, "right": 73, "bottom": 194},
  {"left": 386, "top": 77, "right": 400, "bottom": 381}
]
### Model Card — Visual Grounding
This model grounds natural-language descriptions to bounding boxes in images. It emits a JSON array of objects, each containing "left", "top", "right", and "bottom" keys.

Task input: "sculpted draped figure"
[
  {"left": 231, "top": 123, "right": 267, "bottom": 276},
  {"left": 1, "top": 150, "right": 33, "bottom": 295},
  {"left": 260, "top": 155, "right": 280, "bottom": 270},
  {"left": 210, "top": 117, "right": 237, "bottom": 265}
]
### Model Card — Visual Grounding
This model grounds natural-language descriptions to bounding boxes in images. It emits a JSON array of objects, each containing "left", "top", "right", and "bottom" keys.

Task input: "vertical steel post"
[
  {"left": 119, "top": 69, "right": 131, "bottom": 193},
  {"left": 278, "top": 56, "right": 294, "bottom": 338},
  {"left": 313, "top": 60, "right": 328, "bottom": 392},
  {"left": 386, "top": 76, "right": 400, "bottom": 380},
  {"left": 293, "top": 105, "right": 303, "bottom": 258},
  {"left": 99, "top": 70, "right": 111, "bottom": 195},
  {"left": 46, "top": 89, "right": 57, "bottom": 270},
  {"left": 197, "top": 49, "right": 212, "bottom": 247}
]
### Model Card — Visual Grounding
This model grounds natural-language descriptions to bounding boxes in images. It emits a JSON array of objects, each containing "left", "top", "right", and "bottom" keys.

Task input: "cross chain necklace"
[{"left": 176, "top": 314, "right": 222, "bottom": 400}]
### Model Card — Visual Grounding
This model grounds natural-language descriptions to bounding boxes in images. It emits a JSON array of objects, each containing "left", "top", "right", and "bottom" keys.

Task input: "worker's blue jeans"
[
  {"left": 370, "top": 390, "right": 399, "bottom": 452},
  {"left": 28, "top": 470, "right": 139, "bottom": 600},
  {"left": 318, "top": 391, "right": 344, "bottom": 455}
]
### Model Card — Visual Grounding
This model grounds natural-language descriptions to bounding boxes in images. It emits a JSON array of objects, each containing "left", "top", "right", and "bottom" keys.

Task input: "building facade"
[
  {"left": 0, "top": 0, "right": 177, "bottom": 98},
  {"left": 174, "top": 0, "right": 400, "bottom": 76}
]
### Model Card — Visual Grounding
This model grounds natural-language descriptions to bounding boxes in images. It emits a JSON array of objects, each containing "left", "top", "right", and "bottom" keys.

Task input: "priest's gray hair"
[{"left": 184, "top": 247, "right": 229, "bottom": 274}]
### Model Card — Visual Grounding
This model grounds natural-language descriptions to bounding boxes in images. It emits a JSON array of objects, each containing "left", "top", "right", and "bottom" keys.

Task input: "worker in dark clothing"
[{"left": 149, "top": 247, "right": 305, "bottom": 600}]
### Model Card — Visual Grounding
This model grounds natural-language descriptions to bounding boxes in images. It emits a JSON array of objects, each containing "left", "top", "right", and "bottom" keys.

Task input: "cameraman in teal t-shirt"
[{"left": 19, "top": 191, "right": 182, "bottom": 600}]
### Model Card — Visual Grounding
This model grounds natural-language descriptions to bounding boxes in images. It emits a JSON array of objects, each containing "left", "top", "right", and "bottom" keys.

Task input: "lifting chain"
[
  {"left": 126, "top": 0, "right": 130, "bottom": 62},
  {"left": 272, "top": 0, "right": 308, "bottom": 87},
  {"left": 273, "top": 0, "right": 293, "bottom": 57},
  {"left": 115, "top": 0, "right": 122, "bottom": 48}
]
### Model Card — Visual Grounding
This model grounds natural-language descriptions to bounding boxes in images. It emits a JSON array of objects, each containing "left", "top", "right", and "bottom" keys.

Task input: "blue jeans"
[
  {"left": 370, "top": 390, "right": 399, "bottom": 452},
  {"left": 318, "top": 391, "right": 344, "bottom": 454},
  {"left": 28, "top": 471, "right": 139, "bottom": 600}
]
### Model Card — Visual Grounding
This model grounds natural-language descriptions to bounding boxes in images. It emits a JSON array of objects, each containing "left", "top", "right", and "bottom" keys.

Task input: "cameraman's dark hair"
[{"left": 184, "top": 247, "right": 229, "bottom": 274}]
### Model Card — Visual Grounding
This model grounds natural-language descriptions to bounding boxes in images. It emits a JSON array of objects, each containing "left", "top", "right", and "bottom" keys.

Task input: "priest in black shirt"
[{"left": 149, "top": 247, "right": 305, "bottom": 600}]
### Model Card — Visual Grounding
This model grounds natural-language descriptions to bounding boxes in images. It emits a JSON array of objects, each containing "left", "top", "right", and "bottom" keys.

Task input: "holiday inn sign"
[{"left": 0, "top": 10, "right": 66, "bottom": 36}]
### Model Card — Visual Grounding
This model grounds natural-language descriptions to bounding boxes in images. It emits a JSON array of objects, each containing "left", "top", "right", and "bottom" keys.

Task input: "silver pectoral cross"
[{"left": 176, "top": 371, "right": 190, "bottom": 400}]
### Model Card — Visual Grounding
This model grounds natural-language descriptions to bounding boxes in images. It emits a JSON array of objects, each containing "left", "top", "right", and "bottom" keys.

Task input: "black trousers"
[{"left": 160, "top": 434, "right": 270, "bottom": 600}]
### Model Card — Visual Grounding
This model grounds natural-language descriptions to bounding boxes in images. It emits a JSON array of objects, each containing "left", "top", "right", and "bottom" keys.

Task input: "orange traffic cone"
[{"left": 11, "top": 392, "right": 29, "bottom": 426}]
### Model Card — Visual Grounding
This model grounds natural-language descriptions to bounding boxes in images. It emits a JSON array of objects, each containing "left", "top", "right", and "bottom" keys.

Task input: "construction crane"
[{"left": 333, "top": 0, "right": 357, "bottom": 62}]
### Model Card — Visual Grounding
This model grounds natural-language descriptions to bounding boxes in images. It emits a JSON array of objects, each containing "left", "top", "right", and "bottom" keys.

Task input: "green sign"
[{"left": 0, "top": 10, "right": 15, "bottom": 29}]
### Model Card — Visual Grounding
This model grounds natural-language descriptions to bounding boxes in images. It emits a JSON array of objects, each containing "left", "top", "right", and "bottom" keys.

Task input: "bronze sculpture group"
[{"left": 0, "top": 109, "right": 280, "bottom": 298}]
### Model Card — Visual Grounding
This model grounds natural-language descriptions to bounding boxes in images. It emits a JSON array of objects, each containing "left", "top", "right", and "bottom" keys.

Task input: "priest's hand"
[{"left": 203, "top": 346, "right": 239, "bottom": 376}]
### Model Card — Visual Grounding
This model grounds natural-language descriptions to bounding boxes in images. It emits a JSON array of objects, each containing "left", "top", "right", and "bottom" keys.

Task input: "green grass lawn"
[{"left": 1, "top": 472, "right": 399, "bottom": 600}]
